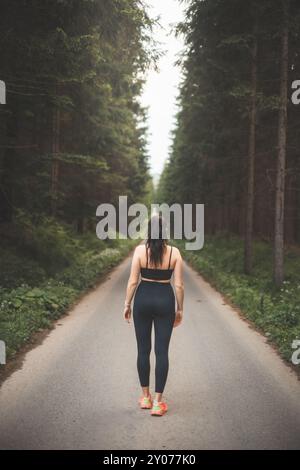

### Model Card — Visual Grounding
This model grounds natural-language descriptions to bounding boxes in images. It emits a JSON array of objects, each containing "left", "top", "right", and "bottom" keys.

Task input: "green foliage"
[
  {"left": 0, "top": 0, "right": 158, "bottom": 223},
  {"left": 158, "top": 0, "right": 300, "bottom": 248},
  {"left": 12, "top": 210, "right": 83, "bottom": 272},
  {"left": 0, "top": 217, "right": 137, "bottom": 359},
  {"left": 0, "top": 1, "right": 156, "bottom": 363},
  {"left": 174, "top": 236, "right": 300, "bottom": 363},
  {"left": 0, "top": 249, "right": 47, "bottom": 288},
  {"left": 0, "top": 282, "right": 77, "bottom": 357}
]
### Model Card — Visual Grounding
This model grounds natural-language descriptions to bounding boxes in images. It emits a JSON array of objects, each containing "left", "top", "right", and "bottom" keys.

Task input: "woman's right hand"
[
  {"left": 173, "top": 309, "right": 183, "bottom": 328},
  {"left": 124, "top": 305, "right": 132, "bottom": 323}
]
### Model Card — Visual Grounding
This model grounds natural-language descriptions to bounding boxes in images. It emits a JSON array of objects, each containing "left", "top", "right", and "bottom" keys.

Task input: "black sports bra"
[{"left": 140, "top": 245, "right": 174, "bottom": 281}]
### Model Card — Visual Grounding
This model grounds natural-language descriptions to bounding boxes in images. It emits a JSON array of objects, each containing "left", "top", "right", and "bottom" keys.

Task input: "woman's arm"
[
  {"left": 124, "top": 246, "right": 141, "bottom": 322},
  {"left": 173, "top": 248, "right": 184, "bottom": 327}
]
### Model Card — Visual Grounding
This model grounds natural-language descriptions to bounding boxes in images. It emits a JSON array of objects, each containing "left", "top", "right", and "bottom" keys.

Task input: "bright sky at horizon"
[{"left": 139, "top": 0, "right": 185, "bottom": 182}]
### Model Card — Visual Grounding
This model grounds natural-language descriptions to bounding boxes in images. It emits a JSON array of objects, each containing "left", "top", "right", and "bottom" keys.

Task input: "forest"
[
  {"left": 157, "top": 0, "right": 300, "bottom": 283},
  {"left": 156, "top": 0, "right": 300, "bottom": 361},
  {"left": 0, "top": 0, "right": 299, "bottom": 366},
  {"left": 0, "top": 0, "right": 156, "bottom": 359}
]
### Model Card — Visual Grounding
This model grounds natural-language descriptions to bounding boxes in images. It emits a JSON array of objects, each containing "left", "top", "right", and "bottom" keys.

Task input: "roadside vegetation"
[
  {"left": 0, "top": 0, "right": 155, "bottom": 364},
  {"left": 174, "top": 235, "right": 300, "bottom": 364},
  {"left": 0, "top": 212, "right": 137, "bottom": 360}
]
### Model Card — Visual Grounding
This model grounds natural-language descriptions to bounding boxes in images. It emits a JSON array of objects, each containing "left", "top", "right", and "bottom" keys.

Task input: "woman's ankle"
[
  {"left": 142, "top": 387, "right": 150, "bottom": 397},
  {"left": 154, "top": 394, "right": 163, "bottom": 403}
]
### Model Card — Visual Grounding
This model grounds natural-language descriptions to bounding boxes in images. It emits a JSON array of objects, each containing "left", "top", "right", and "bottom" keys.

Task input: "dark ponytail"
[{"left": 146, "top": 214, "right": 168, "bottom": 267}]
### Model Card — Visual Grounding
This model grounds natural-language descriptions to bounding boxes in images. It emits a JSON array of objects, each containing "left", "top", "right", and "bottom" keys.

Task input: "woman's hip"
[{"left": 133, "top": 281, "right": 175, "bottom": 315}]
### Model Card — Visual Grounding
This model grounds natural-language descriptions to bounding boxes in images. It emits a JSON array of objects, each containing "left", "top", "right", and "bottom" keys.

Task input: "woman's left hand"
[{"left": 124, "top": 305, "right": 131, "bottom": 323}]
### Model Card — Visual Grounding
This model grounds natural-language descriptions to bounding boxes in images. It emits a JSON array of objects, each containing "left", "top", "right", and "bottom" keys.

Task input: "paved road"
[{"left": 0, "top": 254, "right": 300, "bottom": 450}]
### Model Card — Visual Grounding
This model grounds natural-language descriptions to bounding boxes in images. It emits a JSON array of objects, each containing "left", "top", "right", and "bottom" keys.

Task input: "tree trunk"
[
  {"left": 0, "top": 106, "right": 18, "bottom": 222},
  {"left": 244, "top": 17, "right": 258, "bottom": 274},
  {"left": 51, "top": 81, "right": 60, "bottom": 217},
  {"left": 274, "top": 0, "right": 289, "bottom": 287}
]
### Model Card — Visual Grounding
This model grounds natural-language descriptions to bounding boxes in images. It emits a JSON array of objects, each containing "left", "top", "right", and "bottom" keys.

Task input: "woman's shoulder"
[
  {"left": 169, "top": 244, "right": 181, "bottom": 258},
  {"left": 134, "top": 244, "right": 145, "bottom": 254}
]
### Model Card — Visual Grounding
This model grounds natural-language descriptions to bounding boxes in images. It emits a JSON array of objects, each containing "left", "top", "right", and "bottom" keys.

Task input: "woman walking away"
[{"left": 123, "top": 214, "right": 184, "bottom": 416}]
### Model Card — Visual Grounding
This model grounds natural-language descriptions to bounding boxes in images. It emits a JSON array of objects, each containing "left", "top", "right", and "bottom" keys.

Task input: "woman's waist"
[
  {"left": 140, "top": 278, "right": 171, "bottom": 285},
  {"left": 135, "top": 279, "right": 175, "bottom": 298},
  {"left": 137, "top": 280, "right": 174, "bottom": 293}
]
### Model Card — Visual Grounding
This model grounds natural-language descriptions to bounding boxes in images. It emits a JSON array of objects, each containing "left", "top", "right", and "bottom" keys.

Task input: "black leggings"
[{"left": 133, "top": 280, "right": 176, "bottom": 393}]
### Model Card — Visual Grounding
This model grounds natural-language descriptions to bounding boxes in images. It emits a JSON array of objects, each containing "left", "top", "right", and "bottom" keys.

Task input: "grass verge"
[
  {"left": 173, "top": 234, "right": 300, "bottom": 367},
  {"left": 0, "top": 214, "right": 137, "bottom": 362}
]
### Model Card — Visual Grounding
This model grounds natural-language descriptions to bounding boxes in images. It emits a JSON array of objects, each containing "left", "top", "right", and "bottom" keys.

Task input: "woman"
[{"left": 123, "top": 214, "right": 184, "bottom": 416}]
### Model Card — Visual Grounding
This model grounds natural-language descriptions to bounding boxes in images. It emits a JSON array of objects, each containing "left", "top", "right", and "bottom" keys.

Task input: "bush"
[
  {"left": 0, "top": 215, "right": 138, "bottom": 360},
  {"left": 174, "top": 236, "right": 300, "bottom": 363},
  {"left": 0, "top": 249, "right": 47, "bottom": 288}
]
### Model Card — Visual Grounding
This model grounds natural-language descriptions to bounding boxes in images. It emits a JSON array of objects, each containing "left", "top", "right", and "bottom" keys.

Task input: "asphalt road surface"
[{"left": 0, "top": 254, "right": 300, "bottom": 450}]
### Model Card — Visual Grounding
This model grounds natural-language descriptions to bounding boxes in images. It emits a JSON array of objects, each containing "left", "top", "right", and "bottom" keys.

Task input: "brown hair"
[{"left": 146, "top": 214, "right": 168, "bottom": 267}]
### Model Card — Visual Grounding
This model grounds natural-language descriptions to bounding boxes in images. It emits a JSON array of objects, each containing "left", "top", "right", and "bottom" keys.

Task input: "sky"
[{"left": 139, "top": 0, "right": 185, "bottom": 182}]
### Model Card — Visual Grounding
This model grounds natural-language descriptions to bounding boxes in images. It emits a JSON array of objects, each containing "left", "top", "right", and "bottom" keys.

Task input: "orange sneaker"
[
  {"left": 139, "top": 394, "right": 153, "bottom": 409},
  {"left": 151, "top": 400, "right": 168, "bottom": 416}
]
